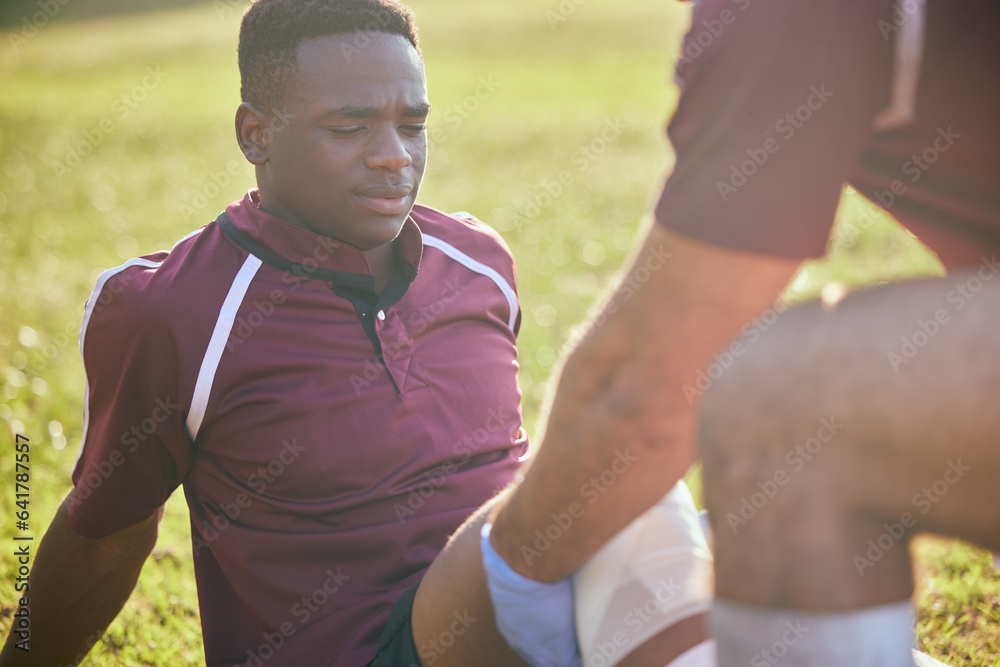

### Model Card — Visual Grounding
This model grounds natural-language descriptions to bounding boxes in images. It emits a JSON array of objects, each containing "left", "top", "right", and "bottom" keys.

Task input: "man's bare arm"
[
  {"left": 490, "top": 223, "right": 802, "bottom": 581},
  {"left": 0, "top": 490, "right": 163, "bottom": 666}
]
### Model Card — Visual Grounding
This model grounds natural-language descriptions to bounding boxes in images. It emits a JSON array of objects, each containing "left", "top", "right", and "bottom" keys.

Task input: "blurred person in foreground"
[{"left": 481, "top": 0, "right": 1000, "bottom": 665}]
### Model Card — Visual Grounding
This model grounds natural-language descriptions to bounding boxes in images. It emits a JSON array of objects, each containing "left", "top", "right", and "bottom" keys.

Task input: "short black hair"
[{"left": 238, "top": 0, "right": 420, "bottom": 112}]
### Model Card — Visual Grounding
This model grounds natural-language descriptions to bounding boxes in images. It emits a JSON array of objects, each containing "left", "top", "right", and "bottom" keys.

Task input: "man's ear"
[{"left": 236, "top": 102, "right": 271, "bottom": 165}]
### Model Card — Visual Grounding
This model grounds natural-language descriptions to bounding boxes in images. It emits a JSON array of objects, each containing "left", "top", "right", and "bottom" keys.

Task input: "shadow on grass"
[{"left": 0, "top": 0, "right": 233, "bottom": 28}]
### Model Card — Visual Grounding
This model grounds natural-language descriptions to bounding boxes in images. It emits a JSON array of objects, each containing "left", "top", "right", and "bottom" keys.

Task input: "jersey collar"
[{"left": 218, "top": 190, "right": 423, "bottom": 282}]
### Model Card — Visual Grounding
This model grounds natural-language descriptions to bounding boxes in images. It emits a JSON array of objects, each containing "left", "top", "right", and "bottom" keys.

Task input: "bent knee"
[{"left": 697, "top": 345, "right": 853, "bottom": 521}]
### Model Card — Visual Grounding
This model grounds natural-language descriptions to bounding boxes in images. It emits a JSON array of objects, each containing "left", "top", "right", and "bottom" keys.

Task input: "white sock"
[{"left": 711, "top": 598, "right": 916, "bottom": 667}]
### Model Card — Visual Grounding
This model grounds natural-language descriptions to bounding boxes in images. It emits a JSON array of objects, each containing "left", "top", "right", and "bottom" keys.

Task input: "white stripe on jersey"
[
  {"left": 76, "top": 228, "right": 210, "bottom": 464},
  {"left": 76, "top": 257, "right": 166, "bottom": 469},
  {"left": 421, "top": 233, "right": 520, "bottom": 332},
  {"left": 185, "top": 254, "right": 262, "bottom": 440}
]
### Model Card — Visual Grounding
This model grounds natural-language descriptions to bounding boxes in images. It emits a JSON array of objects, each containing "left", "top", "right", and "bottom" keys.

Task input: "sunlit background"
[{"left": 1, "top": 0, "right": 996, "bottom": 664}]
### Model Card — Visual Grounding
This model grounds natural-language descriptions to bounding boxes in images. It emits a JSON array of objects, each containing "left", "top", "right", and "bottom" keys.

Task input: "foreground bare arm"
[
  {"left": 0, "top": 490, "right": 163, "bottom": 666},
  {"left": 490, "top": 224, "right": 801, "bottom": 581}
]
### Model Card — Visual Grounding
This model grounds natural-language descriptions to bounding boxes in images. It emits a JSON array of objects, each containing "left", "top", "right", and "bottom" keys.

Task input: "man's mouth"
[{"left": 356, "top": 187, "right": 413, "bottom": 215}]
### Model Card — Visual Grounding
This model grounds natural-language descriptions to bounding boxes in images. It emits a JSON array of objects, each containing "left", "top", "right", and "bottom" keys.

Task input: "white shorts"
[
  {"left": 572, "top": 481, "right": 957, "bottom": 667},
  {"left": 573, "top": 480, "right": 714, "bottom": 667}
]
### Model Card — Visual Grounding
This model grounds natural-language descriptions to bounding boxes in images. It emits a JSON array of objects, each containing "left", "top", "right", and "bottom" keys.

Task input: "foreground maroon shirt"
[
  {"left": 70, "top": 191, "right": 527, "bottom": 666},
  {"left": 657, "top": 0, "right": 1000, "bottom": 262}
]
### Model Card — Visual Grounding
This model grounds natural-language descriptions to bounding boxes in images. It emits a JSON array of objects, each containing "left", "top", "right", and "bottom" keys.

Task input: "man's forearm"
[
  {"left": 490, "top": 285, "right": 702, "bottom": 583},
  {"left": 0, "top": 490, "right": 161, "bottom": 666},
  {"left": 490, "top": 224, "right": 801, "bottom": 581}
]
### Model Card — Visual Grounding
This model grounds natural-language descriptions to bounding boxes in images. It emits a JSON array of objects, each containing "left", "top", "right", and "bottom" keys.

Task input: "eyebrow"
[{"left": 321, "top": 103, "right": 431, "bottom": 119}]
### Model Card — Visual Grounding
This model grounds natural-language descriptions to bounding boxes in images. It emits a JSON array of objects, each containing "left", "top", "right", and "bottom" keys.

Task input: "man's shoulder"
[
  {"left": 410, "top": 204, "right": 515, "bottom": 265},
  {"left": 85, "top": 224, "right": 235, "bottom": 327}
]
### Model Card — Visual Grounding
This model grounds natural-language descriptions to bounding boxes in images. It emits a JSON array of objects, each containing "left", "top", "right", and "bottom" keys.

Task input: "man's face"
[{"left": 256, "top": 32, "right": 429, "bottom": 251}]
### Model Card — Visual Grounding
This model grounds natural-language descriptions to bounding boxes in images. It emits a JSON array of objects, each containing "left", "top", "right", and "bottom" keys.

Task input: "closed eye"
[
  {"left": 326, "top": 126, "right": 364, "bottom": 135},
  {"left": 401, "top": 124, "right": 427, "bottom": 135}
]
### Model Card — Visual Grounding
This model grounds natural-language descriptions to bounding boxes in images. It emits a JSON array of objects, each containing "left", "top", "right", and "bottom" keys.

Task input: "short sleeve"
[
  {"left": 69, "top": 258, "right": 195, "bottom": 538},
  {"left": 460, "top": 212, "right": 523, "bottom": 338},
  {"left": 655, "top": 0, "right": 895, "bottom": 258},
  {"left": 430, "top": 207, "right": 522, "bottom": 337}
]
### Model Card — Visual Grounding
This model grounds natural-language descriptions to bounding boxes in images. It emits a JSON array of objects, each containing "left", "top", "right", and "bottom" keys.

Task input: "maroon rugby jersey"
[
  {"left": 70, "top": 191, "right": 528, "bottom": 666},
  {"left": 656, "top": 0, "right": 1000, "bottom": 262}
]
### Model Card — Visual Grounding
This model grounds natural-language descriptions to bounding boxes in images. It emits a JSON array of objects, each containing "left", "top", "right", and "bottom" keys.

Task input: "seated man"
[{"left": 0, "top": 1, "right": 533, "bottom": 664}]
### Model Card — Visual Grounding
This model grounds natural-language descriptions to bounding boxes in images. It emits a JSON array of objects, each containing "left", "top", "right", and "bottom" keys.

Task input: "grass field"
[{"left": 1, "top": 0, "right": 998, "bottom": 664}]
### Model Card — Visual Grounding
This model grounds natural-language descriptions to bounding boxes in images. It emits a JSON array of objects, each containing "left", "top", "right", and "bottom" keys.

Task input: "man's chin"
[{"left": 344, "top": 216, "right": 410, "bottom": 253}]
